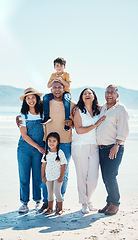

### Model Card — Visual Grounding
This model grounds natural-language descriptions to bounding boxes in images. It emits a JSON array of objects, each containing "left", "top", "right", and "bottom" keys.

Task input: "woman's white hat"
[{"left": 19, "top": 87, "right": 42, "bottom": 101}]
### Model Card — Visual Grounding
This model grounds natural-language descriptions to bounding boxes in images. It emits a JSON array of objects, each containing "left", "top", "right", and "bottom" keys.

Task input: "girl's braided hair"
[{"left": 43, "top": 132, "right": 60, "bottom": 162}]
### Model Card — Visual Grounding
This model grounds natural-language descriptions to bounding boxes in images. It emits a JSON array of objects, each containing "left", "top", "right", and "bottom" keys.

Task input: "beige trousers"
[
  {"left": 72, "top": 144, "right": 99, "bottom": 205},
  {"left": 46, "top": 180, "right": 63, "bottom": 202}
]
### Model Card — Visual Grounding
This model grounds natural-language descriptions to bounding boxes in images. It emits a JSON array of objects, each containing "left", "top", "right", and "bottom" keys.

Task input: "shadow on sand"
[{"left": 0, "top": 208, "right": 109, "bottom": 233}]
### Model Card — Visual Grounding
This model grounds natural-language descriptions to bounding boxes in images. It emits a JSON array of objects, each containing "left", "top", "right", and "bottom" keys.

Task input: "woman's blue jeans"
[
  {"left": 99, "top": 145, "right": 124, "bottom": 206},
  {"left": 42, "top": 142, "right": 71, "bottom": 203}
]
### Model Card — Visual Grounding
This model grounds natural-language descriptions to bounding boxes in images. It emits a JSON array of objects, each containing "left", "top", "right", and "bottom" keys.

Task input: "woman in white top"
[
  {"left": 72, "top": 88, "right": 105, "bottom": 214},
  {"left": 17, "top": 88, "right": 46, "bottom": 213}
]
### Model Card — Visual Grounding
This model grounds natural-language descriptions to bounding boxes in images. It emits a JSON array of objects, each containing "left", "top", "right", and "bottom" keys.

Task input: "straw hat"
[{"left": 19, "top": 87, "right": 42, "bottom": 101}]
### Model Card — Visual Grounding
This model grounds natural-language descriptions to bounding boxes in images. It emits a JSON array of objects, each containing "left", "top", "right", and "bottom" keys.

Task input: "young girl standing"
[{"left": 41, "top": 132, "right": 67, "bottom": 215}]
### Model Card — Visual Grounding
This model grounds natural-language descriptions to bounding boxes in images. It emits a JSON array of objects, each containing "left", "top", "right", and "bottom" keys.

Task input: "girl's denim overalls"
[{"left": 17, "top": 113, "right": 44, "bottom": 204}]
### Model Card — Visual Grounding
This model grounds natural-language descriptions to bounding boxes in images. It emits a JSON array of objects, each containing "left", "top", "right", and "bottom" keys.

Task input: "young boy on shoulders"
[{"left": 41, "top": 57, "right": 71, "bottom": 131}]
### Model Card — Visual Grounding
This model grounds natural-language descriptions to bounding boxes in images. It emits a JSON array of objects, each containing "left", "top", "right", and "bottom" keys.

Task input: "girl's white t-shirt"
[
  {"left": 72, "top": 108, "right": 99, "bottom": 145},
  {"left": 19, "top": 112, "right": 43, "bottom": 127},
  {"left": 41, "top": 149, "right": 67, "bottom": 181}
]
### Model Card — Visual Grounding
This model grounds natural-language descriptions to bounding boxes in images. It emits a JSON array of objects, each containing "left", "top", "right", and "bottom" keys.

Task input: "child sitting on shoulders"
[
  {"left": 41, "top": 57, "right": 71, "bottom": 131},
  {"left": 41, "top": 132, "right": 67, "bottom": 215}
]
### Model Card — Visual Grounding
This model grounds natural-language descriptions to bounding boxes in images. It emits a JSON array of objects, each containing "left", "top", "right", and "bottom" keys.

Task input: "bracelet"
[{"left": 115, "top": 142, "right": 120, "bottom": 146}]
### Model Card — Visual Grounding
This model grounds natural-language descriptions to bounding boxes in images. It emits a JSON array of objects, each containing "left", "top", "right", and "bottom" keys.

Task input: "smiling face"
[
  {"left": 48, "top": 136, "right": 58, "bottom": 152},
  {"left": 54, "top": 63, "right": 65, "bottom": 74},
  {"left": 82, "top": 89, "right": 95, "bottom": 105},
  {"left": 105, "top": 86, "right": 119, "bottom": 107},
  {"left": 51, "top": 81, "right": 64, "bottom": 101},
  {"left": 25, "top": 94, "right": 37, "bottom": 109}
]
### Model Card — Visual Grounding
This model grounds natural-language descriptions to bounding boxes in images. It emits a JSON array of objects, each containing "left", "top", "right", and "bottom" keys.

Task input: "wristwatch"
[{"left": 115, "top": 142, "right": 120, "bottom": 146}]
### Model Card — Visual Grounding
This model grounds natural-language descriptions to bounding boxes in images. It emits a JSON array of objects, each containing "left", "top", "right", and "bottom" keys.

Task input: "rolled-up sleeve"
[{"left": 116, "top": 107, "right": 129, "bottom": 141}]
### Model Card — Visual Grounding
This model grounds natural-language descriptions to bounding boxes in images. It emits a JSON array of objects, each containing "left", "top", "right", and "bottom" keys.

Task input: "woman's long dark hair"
[
  {"left": 44, "top": 132, "right": 60, "bottom": 162},
  {"left": 76, "top": 88, "right": 100, "bottom": 116},
  {"left": 21, "top": 94, "right": 43, "bottom": 115}
]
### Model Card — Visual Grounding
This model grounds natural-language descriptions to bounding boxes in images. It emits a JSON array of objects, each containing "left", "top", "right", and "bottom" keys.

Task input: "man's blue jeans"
[
  {"left": 42, "top": 142, "right": 71, "bottom": 203},
  {"left": 99, "top": 145, "right": 124, "bottom": 206},
  {"left": 43, "top": 92, "right": 71, "bottom": 121}
]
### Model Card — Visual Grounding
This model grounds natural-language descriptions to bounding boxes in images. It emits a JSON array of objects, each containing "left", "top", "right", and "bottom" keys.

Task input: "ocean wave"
[
  {"left": 0, "top": 126, "right": 17, "bottom": 129},
  {"left": 129, "top": 114, "right": 138, "bottom": 122},
  {"left": 0, "top": 116, "right": 16, "bottom": 122}
]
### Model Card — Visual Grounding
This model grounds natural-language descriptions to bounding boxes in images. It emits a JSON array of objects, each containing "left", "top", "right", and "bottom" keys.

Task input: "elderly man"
[
  {"left": 39, "top": 81, "right": 75, "bottom": 212},
  {"left": 97, "top": 84, "right": 129, "bottom": 215}
]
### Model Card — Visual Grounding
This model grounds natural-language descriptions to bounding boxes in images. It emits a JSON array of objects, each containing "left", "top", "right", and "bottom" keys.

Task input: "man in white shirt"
[{"left": 97, "top": 85, "right": 129, "bottom": 215}]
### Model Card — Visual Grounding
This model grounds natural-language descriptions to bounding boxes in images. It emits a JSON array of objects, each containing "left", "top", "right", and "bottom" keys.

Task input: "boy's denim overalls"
[{"left": 17, "top": 114, "right": 44, "bottom": 204}]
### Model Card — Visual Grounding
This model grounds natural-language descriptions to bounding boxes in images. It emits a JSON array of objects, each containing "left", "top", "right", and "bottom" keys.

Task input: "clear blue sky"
[{"left": 0, "top": 0, "right": 138, "bottom": 92}]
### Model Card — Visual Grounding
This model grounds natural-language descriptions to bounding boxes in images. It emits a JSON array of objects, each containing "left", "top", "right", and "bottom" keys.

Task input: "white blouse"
[
  {"left": 72, "top": 108, "right": 99, "bottom": 145},
  {"left": 41, "top": 149, "right": 67, "bottom": 181}
]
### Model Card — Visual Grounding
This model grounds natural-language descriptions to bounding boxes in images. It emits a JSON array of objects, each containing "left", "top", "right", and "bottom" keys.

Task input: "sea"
[{"left": 0, "top": 106, "right": 138, "bottom": 141}]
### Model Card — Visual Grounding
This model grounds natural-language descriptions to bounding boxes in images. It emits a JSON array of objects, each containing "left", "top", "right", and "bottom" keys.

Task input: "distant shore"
[{"left": 1, "top": 84, "right": 138, "bottom": 109}]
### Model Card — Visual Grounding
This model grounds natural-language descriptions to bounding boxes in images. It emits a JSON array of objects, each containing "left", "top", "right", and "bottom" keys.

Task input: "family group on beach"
[{"left": 16, "top": 57, "right": 129, "bottom": 217}]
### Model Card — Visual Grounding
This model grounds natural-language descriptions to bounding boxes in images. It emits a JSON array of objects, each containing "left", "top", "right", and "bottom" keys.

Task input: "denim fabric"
[
  {"left": 43, "top": 93, "right": 54, "bottom": 118},
  {"left": 63, "top": 92, "right": 71, "bottom": 121},
  {"left": 42, "top": 142, "right": 71, "bottom": 202},
  {"left": 43, "top": 92, "right": 71, "bottom": 120},
  {"left": 17, "top": 119, "right": 44, "bottom": 204},
  {"left": 99, "top": 145, "right": 124, "bottom": 206}
]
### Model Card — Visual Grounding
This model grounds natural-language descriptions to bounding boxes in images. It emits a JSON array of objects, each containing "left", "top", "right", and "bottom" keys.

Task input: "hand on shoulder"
[{"left": 16, "top": 115, "right": 22, "bottom": 127}]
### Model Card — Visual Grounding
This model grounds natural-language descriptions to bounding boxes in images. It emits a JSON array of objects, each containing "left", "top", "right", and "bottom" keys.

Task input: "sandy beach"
[{"left": 0, "top": 115, "right": 138, "bottom": 240}]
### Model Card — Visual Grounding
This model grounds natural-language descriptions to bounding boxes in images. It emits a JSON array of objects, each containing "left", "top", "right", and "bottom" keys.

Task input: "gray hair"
[{"left": 106, "top": 84, "right": 118, "bottom": 93}]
